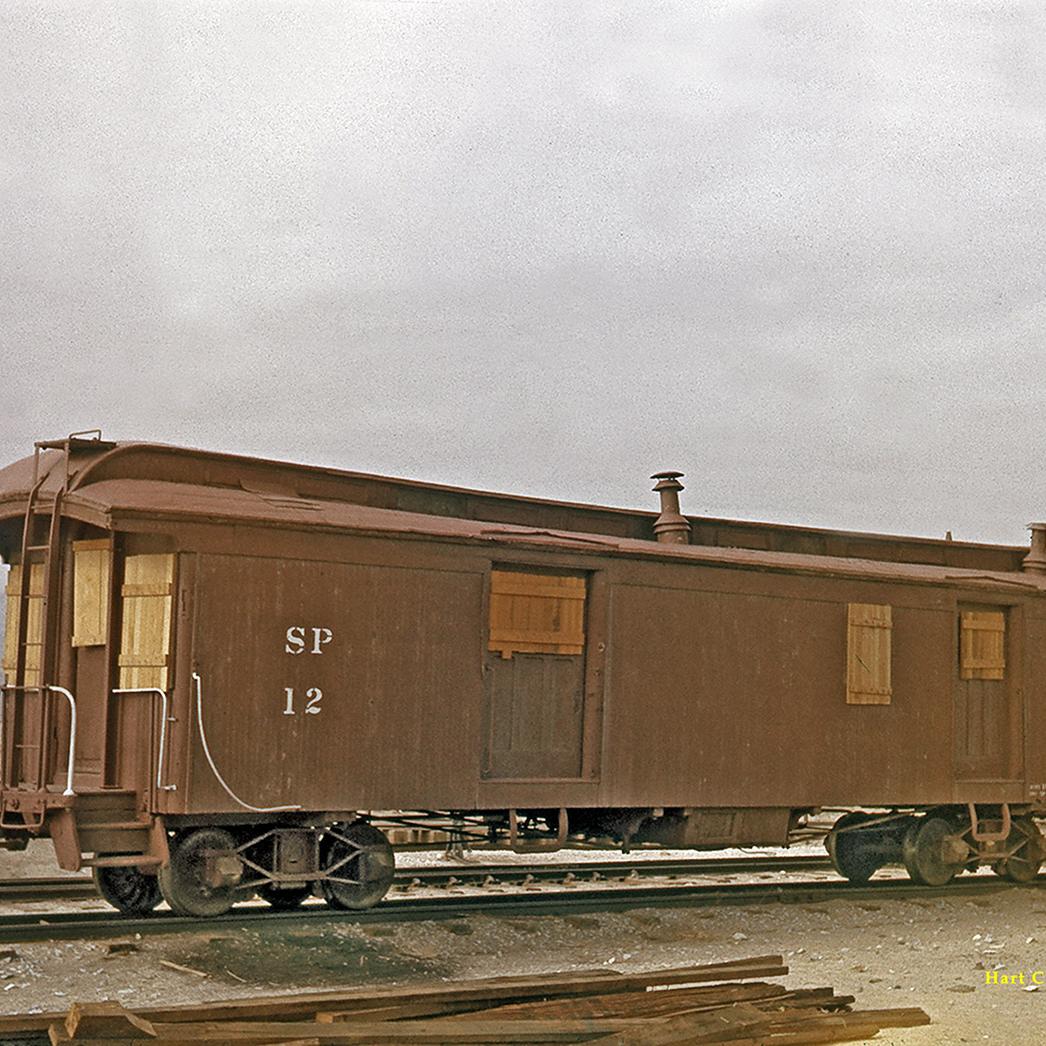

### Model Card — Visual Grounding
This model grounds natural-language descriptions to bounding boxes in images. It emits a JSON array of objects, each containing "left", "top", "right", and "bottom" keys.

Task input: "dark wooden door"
[
  {"left": 955, "top": 608, "right": 1011, "bottom": 781},
  {"left": 955, "top": 678, "right": 1009, "bottom": 779},
  {"left": 483, "top": 569, "right": 587, "bottom": 781},
  {"left": 485, "top": 652, "right": 585, "bottom": 779}
]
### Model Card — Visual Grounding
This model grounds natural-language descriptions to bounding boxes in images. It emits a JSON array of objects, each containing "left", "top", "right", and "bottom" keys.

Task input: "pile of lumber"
[{"left": 31, "top": 954, "right": 928, "bottom": 1044}]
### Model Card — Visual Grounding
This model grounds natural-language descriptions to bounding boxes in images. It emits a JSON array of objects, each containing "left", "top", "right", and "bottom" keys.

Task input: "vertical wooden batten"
[
  {"left": 71, "top": 540, "right": 111, "bottom": 648},
  {"left": 488, "top": 570, "right": 586, "bottom": 659},
  {"left": 2, "top": 563, "right": 44, "bottom": 688},
  {"left": 118, "top": 554, "right": 175, "bottom": 690},
  {"left": 846, "top": 603, "right": 892, "bottom": 705},
  {"left": 960, "top": 610, "right": 1006, "bottom": 681}
]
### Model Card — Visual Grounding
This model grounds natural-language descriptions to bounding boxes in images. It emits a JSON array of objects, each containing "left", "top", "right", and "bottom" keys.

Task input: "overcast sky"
[{"left": 2, "top": 1, "right": 1044, "bottom": 545}]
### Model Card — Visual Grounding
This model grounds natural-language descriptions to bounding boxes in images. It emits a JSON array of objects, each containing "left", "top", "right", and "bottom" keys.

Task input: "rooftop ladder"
[{"left": 3, "top": 442, "right": 67, "bottom": 796}]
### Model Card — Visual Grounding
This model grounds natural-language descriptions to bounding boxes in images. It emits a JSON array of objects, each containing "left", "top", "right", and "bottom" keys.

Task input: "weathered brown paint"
[
  {"left": 0, "top": 442, "right": 1030, "bottom": 571},
  {"left": 485, "top": 652, "right": 585, "bottom": 779},
  {"left": 189, "top": 552, "right": 486, "bottom": 812},
  {"left": 0, "top": 439, "right": 1043, "bottom": 866}
]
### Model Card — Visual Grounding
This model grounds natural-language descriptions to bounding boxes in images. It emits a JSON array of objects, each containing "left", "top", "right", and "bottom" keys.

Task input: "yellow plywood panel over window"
[
  {"left": 2, "top": 563, "right": 44, "bottom": 687},
  {"left": 960, "top": 610, "right": 1006, "bottom": 680},
  {"left": 488, "top": 570, "right": 586, "bottom": 659},
  {"left": 847, "top": 603, "right": 892, "bottom": 705},
  {"left": 1, "top": 566, "right": 18, "bottom": 679},
  {"left": 72, "top": 540, "right": 111, "bottom": 648},
  {"left": 118, "top": 554, "right": 175, "bottom": 690}
]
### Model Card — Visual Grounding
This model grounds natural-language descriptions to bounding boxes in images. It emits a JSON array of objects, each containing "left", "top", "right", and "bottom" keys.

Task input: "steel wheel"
[
  {"left": 256, "top": 882, "right": 313, "bottom": 910},
  {"left": 321, "top": 822, "right": 395, "bottom": 910},
  {"left": 93, "top": 863, "right": 163, "bottom": 915},
  {"left": 827, "top": 812, "right": 881, "bottom": 884},
  {"left": 993, "top": 818, "right": 1043, "bottom": 884},
  {"left": 902, "top": 817, "right": 961, "bottom": 887},
  {"left": 159, "top": 828, "right": 242, "bottom": 917}
]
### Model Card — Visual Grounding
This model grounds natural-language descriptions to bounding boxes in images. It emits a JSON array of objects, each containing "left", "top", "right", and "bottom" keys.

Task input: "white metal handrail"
[
  {"left": 192, "top": 671, "right": 300, "bottom": 813},
  {"left": 0, "top": 683, "right": 77, "bottom": 796},
  {"left": 48, "top": 687, "right": 77, "bottom": 796},
  {"left": 111, "top": 688, "right": 176, "bottom": 792}
]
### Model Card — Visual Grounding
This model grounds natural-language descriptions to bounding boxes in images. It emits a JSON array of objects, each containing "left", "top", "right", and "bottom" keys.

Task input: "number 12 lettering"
[{"left": 283, "top": 687, "right": 323, "bottom": 716}]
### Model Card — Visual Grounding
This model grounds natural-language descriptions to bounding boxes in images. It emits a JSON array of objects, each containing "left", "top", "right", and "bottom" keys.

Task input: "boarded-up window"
[
  {"left": 2, "top": 562, "right": 44, "bottom": 687},
  {"left": 846, "top": 603, "right": 892, "bottom": 705},
  {"left": 118, "top": 554, "right": 175, "bottom": 689},
  {"left": 960, "top": 610, "right": 1005, "bottom": 680},
  {"left": 488, "top": 570, "right": 585, "bottom": 659},
  {"left": 72, "top": 540, "right": 111, "bottom": 648}
]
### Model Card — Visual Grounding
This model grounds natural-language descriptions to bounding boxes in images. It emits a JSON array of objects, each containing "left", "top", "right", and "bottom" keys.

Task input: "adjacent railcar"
[{"left": 0, "top": 435, "right": 1043, "bottom": 916}]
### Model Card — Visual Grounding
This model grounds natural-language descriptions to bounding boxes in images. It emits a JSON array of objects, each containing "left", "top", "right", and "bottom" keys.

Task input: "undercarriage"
[
  {"left": 3, "top": 800, "right": 1043, "bottom": 916},
  {"left": 825, "top": 804, "right": 1046, "bottom": 886}
]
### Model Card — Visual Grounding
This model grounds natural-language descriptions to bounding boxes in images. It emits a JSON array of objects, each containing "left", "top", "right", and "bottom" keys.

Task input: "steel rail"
[
  {"left": 0, "top": 854, "right": 834, "bottom": 905},
  {"left": 0, "top": 876, "right": 97, "bottom": 902},
  {"left": 0, "top": 872, "right": 1040, "bottom": 945},
  {"left": 395, "top": 853, "right": 834, "bottom": 884}
]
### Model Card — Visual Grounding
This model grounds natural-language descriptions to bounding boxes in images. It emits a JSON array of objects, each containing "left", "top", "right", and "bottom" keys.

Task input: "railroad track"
[
  {"left": 0, "top": 869, "right": 1041, "bottom": 945},
  {"left": 394, "top": 852, "right": 834, "bottom": 887},
  {"left": 0, "top": 875, "right": 98, "bottom": 903},
  {"left": 0, "top": 854, "right": 834, "bottom": 905}
]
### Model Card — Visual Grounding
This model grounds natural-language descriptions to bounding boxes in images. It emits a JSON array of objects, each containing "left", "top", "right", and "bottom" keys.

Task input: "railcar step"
[
  {"left": 82, "top": 854, "right": 161, "bottom": 868},
  {"left": 78, "top": 821, "right": 150, "bottom": 831}
]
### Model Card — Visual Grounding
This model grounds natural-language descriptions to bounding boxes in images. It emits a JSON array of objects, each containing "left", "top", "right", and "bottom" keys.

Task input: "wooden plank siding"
[
  {"left": 118, "top": 553, "right": 175, "bottom": 689},
  {"left": 959, "top": 610, "right": 1006, "bottom": 680},
  {"left": 846, "top": 603, "right": 892, "bottom": 705},
  {"left": 71, "top": 539, "right": 110, "bottom": 648},
  {"left": 1, "top": 562, "right": 44, "bottom": 687},
  {"left": 488, "top": 570, "right": 586, "bottom": 658}
]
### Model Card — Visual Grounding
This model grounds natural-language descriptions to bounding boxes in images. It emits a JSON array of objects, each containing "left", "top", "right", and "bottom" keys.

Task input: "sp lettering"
[
  {"left": 285, "top": 626, "right": 333, "bottom": 655},
  {"left": 283, "top": 626, "right": 334, "bottom": 717}
]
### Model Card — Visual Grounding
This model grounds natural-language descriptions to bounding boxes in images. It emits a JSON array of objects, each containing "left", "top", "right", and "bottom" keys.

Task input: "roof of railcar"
[{"left": 0, "top": 439, "right": 1036, "bottom": 591}]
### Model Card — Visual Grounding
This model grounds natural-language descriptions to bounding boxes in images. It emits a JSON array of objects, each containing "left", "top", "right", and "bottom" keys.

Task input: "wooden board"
[
  {"left": 71, "top": 540, "right": 111, "bottom": 648},
  {"left": 4, "top": 958, "right": 787, "bottom": 1035},
  {"left": 846, "top": 602, "right": 892, "bottom": 705},
  {"left": 960, "top": 609, "right": 1006, "bottom": 680},
  {"left": 118, "top": 553, "right": 174, "bottom": 689},
  {"left": 2, "top": 561, "right": 44, "bottom": 686},
  {"left": 488, "top": 570, "right": 585, "bottom": 658}
]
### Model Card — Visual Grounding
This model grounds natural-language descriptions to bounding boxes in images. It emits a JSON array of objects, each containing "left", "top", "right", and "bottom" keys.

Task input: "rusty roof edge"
[
  {"left": 480, "top": 526, "right": 1044, "bottom": 591},
  {"left": 54, "top": 440, "right": 1029, "bottom": 556},
  {"left": 73, "top": 440, "right": 633, "bottom": 509},
  {"left": 65, "top": 440, "right": 135, "bottom": 493},
  {"left": 0, "top": 479, "right": 1033, "bottom": 592},
  {"left": 0, "top": 496, "right": 111, "bottom": 552},
  {"left": 478, "top": 527, "right": 620, "bottom": 548},
  {"left": 95, "top": 499, "right": 1044, "bottom": 595}
]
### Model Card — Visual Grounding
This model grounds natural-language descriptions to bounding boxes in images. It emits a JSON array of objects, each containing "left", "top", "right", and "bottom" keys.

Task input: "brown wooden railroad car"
[{"left": 0, "top": 434, "right": 1044, "bottom": 915}]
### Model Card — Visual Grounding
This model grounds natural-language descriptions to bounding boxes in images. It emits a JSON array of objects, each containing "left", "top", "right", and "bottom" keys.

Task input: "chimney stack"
[
  {"left": 1024, "top": 523, "right": 1046, "bottom": 574},
  {"left": 651, "top": 471, "right": 691, "bottom": 545}
]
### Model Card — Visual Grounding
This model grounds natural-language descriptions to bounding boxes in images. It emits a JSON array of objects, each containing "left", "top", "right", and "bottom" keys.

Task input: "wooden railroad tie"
[{"left": 30, "top": 955, "right": 929, "bottom": 1045}]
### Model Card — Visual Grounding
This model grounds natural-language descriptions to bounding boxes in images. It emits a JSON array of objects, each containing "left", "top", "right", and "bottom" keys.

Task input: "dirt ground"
[{"left": 0, "top": 843, "right": 1041, "bottom": 1044}]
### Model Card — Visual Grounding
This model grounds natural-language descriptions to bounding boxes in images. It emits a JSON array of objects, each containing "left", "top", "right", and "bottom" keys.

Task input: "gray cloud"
[{"left": 2, "top": 0, "right": 1044, "bottom": 544}]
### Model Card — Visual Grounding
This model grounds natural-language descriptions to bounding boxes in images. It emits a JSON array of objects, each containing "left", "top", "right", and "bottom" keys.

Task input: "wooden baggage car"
[{"left": 0, "top": 434, "right": 1043, "bottom": 915}]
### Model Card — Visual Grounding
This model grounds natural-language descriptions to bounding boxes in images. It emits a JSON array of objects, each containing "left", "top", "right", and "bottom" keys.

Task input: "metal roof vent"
[
  {"left": 1024, "top": 523, "right": 1046, "bottom": 574},
  {"left": 651, "top": 471, "right": 691, "bottom": 545}
]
